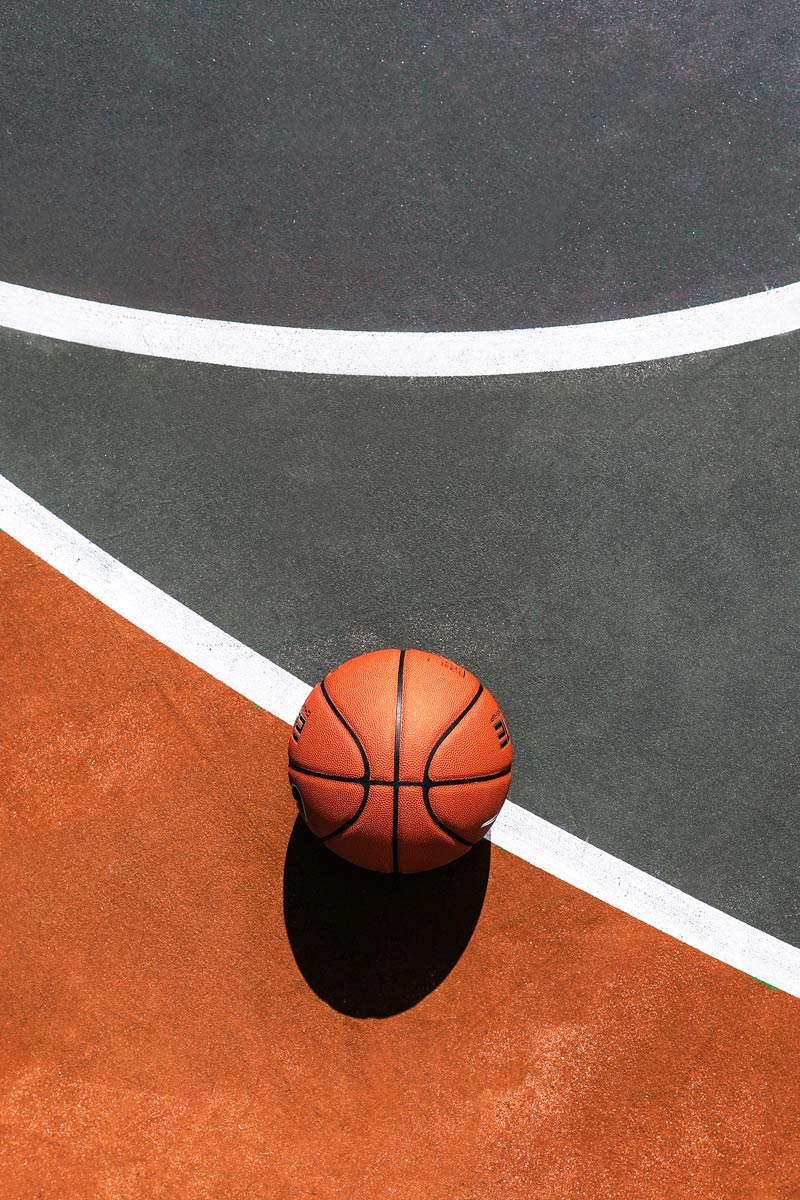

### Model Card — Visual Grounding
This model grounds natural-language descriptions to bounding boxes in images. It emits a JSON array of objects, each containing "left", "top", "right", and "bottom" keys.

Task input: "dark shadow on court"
[{"left": 282, "top": 817, "right": 490, "bottom": 1018}]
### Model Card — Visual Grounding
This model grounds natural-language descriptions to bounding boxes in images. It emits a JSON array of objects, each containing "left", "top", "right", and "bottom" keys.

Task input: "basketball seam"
[
  {"left": 288, "top": 761, "right": 512, "bottom": 788},
  {"left": 422, "top": 683, "right": 486, "bottom": 847},
  {"left": 316, "top": 679, "right": 371, "bottom": 843},
  {"left": 392, "top": 650, "right": 406, "bottom": 873}
]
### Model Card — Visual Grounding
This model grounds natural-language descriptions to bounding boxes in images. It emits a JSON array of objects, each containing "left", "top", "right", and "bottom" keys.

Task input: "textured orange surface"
[{"left": 1, "top": 533, "right": 799, "bottom": 1199}]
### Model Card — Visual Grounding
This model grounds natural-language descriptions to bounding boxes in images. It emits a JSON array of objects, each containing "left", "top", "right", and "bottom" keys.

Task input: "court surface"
[{"left": 1, "top": 4, "right": 799, "bottom": 1197}]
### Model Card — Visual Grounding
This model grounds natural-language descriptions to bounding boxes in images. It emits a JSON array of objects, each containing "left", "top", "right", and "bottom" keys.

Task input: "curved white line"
[
  {"left": 1, "top": 473, "right": 798, "bottom": 994},
  {"left": 1, "top": 279, "right": 799, "bottom": 376}
]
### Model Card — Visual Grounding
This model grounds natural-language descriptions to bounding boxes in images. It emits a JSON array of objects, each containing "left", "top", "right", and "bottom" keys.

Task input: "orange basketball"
[{"left": 287, "top": 648, "right": 512, "bottom": 873}]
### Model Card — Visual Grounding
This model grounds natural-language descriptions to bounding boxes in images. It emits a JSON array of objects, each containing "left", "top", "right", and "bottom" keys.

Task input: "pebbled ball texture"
[{"left": 287, "top": 648, "right": 512, "bottom": 873}]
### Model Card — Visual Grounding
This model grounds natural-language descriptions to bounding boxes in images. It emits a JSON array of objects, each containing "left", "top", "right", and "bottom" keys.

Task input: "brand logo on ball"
[
  {"left": 492, "top": 712, "right": 510, "bottom": 748},
  {"left": 426, "top": 653, "right": 466, "bottom": 679},
  {"left": 291, "top": 710, "right": 307, "bottom": 743}
]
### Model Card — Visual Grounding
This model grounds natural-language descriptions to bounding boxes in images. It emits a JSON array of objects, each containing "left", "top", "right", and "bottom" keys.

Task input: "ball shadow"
[{"left": 282, "top": 818, "right": 491, "bottom": 1018}]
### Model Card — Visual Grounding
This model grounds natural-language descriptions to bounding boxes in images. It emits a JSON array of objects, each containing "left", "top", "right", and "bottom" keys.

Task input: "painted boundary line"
[
  {"left": 0, "top": 475, "right": 309, "bottom": 728},
  {"left": 2, "top": 474, "right": 799, "bottom": 995},
  {"left": 1, "top": 279, "right": 799, "bottom": 376}
]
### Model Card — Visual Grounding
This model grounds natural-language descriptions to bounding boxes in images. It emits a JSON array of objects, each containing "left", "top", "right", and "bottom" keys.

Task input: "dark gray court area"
[
  {"left": 1, "top": 1, "right": 799, "bottom": 329},
  {"left": 1, "top": 326, "right": 798, "bottom": 944}
]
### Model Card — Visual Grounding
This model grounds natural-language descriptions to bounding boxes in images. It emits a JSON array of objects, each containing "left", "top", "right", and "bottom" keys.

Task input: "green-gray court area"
[
  {"left": 0, "top": 2, "right": 798, "bottom": 329},
  {"left": 1, "top": 325, "right": 798, "bottom": 945}
]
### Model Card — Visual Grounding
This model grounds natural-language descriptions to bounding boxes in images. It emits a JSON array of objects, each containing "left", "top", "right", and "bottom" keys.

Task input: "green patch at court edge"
[{"left": 747, "top": 974, "right": 779, "bottom": 990}]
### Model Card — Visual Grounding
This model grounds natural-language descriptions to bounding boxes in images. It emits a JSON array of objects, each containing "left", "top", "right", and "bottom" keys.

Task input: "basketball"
[{"left": 287, "top": 648, "right": 512, "bottom": 873}]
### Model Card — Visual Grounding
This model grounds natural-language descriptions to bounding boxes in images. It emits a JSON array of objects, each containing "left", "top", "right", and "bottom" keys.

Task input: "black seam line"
[
  {"left": 392, "top": 650, "right": 406, "bottom": 873},
  {"left": 427, "top": 766, "right": 511, "bottom": 786},
  {"left": 422, "top": 683, "right": 484, "bottom": 847},
  {"left": 288, "top": 762, "right": 511, "bottom": 788},
  {"left": 317, "top": 679, "right": 371, "bottom": 843},
  {"left": 289, "top": 763, "right": 367, "bottom": 784}
]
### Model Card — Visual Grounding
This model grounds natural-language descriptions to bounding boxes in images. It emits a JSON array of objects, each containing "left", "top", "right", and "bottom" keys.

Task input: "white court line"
[
  {"left": 2, "top": 474, "right": 798, "bottom": 996},
  {"left": 1, "top": 279, "right": 799, "bottom": 376},
  {"left": 0, "top": 475, "right": 309, "bottom": 728}
]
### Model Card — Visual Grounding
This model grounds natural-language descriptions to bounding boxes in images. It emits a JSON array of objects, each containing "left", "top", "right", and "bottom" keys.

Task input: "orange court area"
[{"left": 1, "top": 531, "right": 798, "bottom": 1199}]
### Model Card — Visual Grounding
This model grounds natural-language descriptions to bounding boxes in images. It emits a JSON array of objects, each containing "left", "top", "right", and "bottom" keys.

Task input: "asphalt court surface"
[
  {"left": 1, "top": 2, "right": 799, "bottom": 329},
  {"left": 1, "top": 324, "right": 798, "bottom": 946}
]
